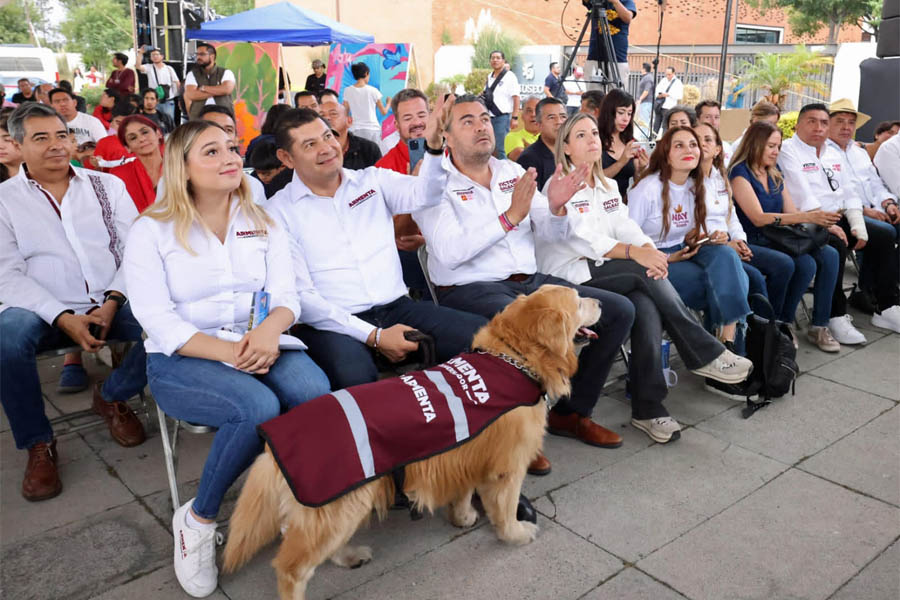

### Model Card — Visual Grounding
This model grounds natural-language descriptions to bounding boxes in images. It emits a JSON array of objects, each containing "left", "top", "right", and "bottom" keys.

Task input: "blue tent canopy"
[{"left": 186, "top": 1, "right": 374, "bottom": 46}]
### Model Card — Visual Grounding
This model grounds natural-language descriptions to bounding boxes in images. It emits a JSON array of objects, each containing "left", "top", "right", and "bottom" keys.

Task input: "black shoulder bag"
[{"left": 481, "top": 68, "right": 508, "bottom": 117}]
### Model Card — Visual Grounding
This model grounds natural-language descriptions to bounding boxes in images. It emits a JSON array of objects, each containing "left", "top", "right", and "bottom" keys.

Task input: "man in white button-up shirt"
[
  {"left": 0, "top": 103, "right": 147, "bottom": 502},
  {"left": 777, "top": 103, "right": 868, "bottom": 345},
  {"left": 412, "top": 95, "right": 636, "bottom": 475},
  {"left": 826, "top": 101, "right": 900, "bottom": 332},
  {"left": 267, "top": 104, "right": 488, "bottom": 389}
]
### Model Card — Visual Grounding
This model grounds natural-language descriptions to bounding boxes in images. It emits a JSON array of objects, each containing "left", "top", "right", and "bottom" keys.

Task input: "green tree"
[
  {"left": 208, "top": 0, "right": 253, "bottom": 17},
  {"left": 60, "top": 0, "right": 131, "bottom": 69},
  {"left": 737, "top": 45, "right": 833, "bottom": 109},
  {"left": 470, "top": 27, "right": 525, "bottom": 70},
  {"left": 0, "top": 1, "right": 48, "bottom": 45},
  {"left": 747, "top": 0, "right": 882, "bottom": 44}
]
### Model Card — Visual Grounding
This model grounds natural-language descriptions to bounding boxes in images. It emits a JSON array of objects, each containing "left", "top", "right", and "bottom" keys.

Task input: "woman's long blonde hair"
[
  {"left": 143, "top": 120, "right": 272, "bottom": 253},
  {"left": 553, "top": 112, "right": 611, "bottom": 191},
  {"left": 727, "top": 121, "right": 784, "bottom": 190}
]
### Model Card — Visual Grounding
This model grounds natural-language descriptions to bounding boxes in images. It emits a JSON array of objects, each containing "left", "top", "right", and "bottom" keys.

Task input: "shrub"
[
  {"left": 82, "top": 86, "right": 104, "bottom": 112},
  {"left": 778, "top": 111, "right": 799, "bottom": 139},
  {"left": 470, "top": 27, "right": 524, "bottom": 70},
  {"left": 464, "top": 69, "right": 491, "bottom": 95}
]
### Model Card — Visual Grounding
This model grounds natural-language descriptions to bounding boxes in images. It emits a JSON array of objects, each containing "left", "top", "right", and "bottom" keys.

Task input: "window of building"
[{"left": 735, "top": 25, "right": 783, "bottom": 44}]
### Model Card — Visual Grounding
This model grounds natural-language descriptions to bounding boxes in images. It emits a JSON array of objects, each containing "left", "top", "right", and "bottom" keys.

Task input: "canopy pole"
[{"left": 717, "top": 0, "right": 736, "bottom": 105}]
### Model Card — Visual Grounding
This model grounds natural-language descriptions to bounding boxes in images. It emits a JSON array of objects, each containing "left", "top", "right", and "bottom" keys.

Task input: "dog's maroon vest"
[{"left": 258, "top": 352, "right": 542, "bottom": 507}]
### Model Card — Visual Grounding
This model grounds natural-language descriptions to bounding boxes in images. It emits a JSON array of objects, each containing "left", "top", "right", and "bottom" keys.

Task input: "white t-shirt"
[
  {"left": 628, "top": 172, "right": 698, "bottom": 247},
  {"left": 66, "top": 112, "right": 107, "bottom": 145},
  {"left": 184, "top": 69, "right": 236, "bottom": 106},
  {"left": 564, "top": 79, "right": 585, "bottom": 108},
  {"left": 141, "top": 63, "right": 180, "bottom": 92},
  {"left": 486, "top": 70, "right": 521, "bottom": 115},
  {"left": 343, "top": 84, "right": 382, "bottom": 130}
]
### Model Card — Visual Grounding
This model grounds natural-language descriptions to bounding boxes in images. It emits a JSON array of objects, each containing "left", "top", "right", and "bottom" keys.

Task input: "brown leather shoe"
[
  {"left": 92, "top": 382, "right": 146, "bottom": 447},
  {"left": 23, "top": 440, "right": 62, "bottom": 501},
  {"left": 547, "top": 411, "right": 623, "bottom": 448},
  {"left": 527, "top": 451, "right": 552, "bottom": 476}
]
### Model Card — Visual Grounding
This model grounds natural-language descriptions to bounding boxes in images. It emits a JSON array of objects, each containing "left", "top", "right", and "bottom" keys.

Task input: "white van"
[{"left": 0, "top": 45, "right": 58, "bottom": 98}]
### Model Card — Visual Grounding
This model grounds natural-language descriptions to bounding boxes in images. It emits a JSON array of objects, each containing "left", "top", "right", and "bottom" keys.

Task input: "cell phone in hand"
[
  {"left": 407, "top": 138, "right": 426, "bottom": 171},
  {"left": 89, "top": 322, "right": 102, "bottom": 339},
  {"left": 690, "top": 236, "right": 710, "bottom": 248}
]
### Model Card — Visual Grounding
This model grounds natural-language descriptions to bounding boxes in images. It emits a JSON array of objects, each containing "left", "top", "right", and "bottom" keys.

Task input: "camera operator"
[{"left": 585, "top": 0, "right": 637, "bottom": 89}]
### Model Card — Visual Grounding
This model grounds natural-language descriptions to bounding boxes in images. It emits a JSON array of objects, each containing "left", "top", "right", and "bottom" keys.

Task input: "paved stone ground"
[{"left": 2, "top": 304, "right": 898, "bottom": 600}]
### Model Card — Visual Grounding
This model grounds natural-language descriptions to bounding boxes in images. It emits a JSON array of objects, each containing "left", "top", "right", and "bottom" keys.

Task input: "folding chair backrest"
[{"left": 417, "top": 245, "right": 440, "bottom": 305}]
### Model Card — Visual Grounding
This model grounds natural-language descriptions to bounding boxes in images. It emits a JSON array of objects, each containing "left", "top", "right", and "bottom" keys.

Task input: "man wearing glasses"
[
  {"left": 778, "top": 103, "right": 871, "bottom": 344},
  {"left": 183, "top": 43, "right": 235, "bottom": 120}
]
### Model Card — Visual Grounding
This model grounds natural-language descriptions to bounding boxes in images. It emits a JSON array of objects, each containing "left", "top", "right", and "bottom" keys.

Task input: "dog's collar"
[{"left": 473, "top": 348, "right": 541, "bottom": 385}]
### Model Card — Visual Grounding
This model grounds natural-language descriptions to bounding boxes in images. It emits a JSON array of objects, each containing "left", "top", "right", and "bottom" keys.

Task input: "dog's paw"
[
  {"left": 449, "top": 503, "right": 479, "bottom": 528},
  {"left": 499, "top": 521, "right": 538, "bottom": 546},
  {"left": 329, "top": 545, "right": 373, "bottom": 569}
]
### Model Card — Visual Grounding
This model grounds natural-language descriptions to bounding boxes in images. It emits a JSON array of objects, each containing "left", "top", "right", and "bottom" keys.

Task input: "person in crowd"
[
  {"left": 294, "top": 90, "right": 319, "bottom": 111},
  {"left": 57, "top": 80, "right": 86, "bottom": 113},
  {"left": 318, "top": 92, "right": 382, "bottom": 170},
  {"left": 654, "top": 66, "right": 683, "bottom": 134},
  {"left": 140, "top": 88, "right": 175, "bottom": 134},
  {"left": 136, "top": 46, "right": 180, "bottom": 122},
  {"left": 86, "top": 66, "right": 101, "bottom": 87},
  {"left": 725, "top": 74, "right": 746, "bottom": 109},
  {"left": 586, "top": 0, "right": 635, "bottom": 85},
  {"left": 184, "top": 43, "right": 235, "bottom": 120},
  {"left": 92, "top": 88, "right": 120, "bottom": 130},
  {"left": 245, "top": 103, "right": 291, "bottom": 163},
  {"left": 93, "top": 102, "right": 137, "bottom": 169},
  {"left": 110, "top": 115, "right": 164, "bottom": 212},
  {"left": 696, "top": 99, "right": 732, "bottom": 161},
  {"left": 535, "top": 113, "right": 751, "bottom": 439},
  {"left": 664, "top": 105, "right": 697, "bottom": 131},
  {"left": 124, "top": 119, "right": 330, "bottom": 597},
  {"left": 412, "top": 95, "right": 636, "bottom": 475},
  {"left": 125, "top": 94, "right": 142, "bottom": 112},
  {"left": 375, "top": 88, "right": 432, "bottom": 297},
  {"left": 867, "top": 120, "right": 900, "bottom": 162},
  {"left": 543, "top": 61, "right": 565, "bottom": 100},
  {"left": 49, "top": 88, "right": 106, "bottom": 145},
  {"left": 248, "top": 138, "right": 291, "bottom": 199},
  {"left": 1, "top": 89, "right": 14, "bottom": 109},
  {"left": 636, "top": 62, "right": 654, "bottom": 129},
  {"left": 72, "top": 68, "right": 86, "bottom": 93},
  {"left": 35, "top": 83, "right": 53, "bottom": 105},
  {"left": 305, "top": 59, "right": 327, "bottom": 93},
  {"left": 580, "top": 89, "right": 605, "bottom": 122},
  {"left": 484, "top": 50, "right": 520, "bottom": 159},
  {"left": 599, "top": 89, "right": 649, "bottom": 202},
  {"left": 105, "top": 53, "right": 135, "bottom": 97},
  {"left": 196, "top": 105, "right": 265, "bottom": 203},
  {"left": 517, "top": 97, "right": 568, "bottom": 190},
  {"left": 267, "top": 104, "right": 488, "bottom": 390},
  {"left": 730, "top": 121, "right": 841, "bottom": 351},
  {"left": 874, "top": 123, "right": 900, "bottom": 198},
  {"left": 733, "top": 100, "right": 780, "bottom": 149},
  {"left": 0, "top": 111, "right": 23, "bottom": 182},
  {"left": 563, "top": 66, "right": 585, "bottom": 116},
  {"left": 0, "top": 103, "right": 147, "bottom": 502},
  {"left": 343, "top": 62, "right": 390, "bottom": 148},
  {"left": 629, "top": 126, "right": 752, "bottom": 348},
  {"left": 778, "top": 103, "right": 873, "bottom": 345},
  {"left": 12, "top": 78, "right": 37, "bottom": 105},
  {"left": 504, "top": 96, "right": 541, "bottom": 161},
  {"left": 826, "top": 101, "right": 900, "bottom": 331}
]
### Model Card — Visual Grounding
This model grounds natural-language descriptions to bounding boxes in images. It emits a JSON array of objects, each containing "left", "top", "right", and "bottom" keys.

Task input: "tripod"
[{"left": 561, "top": 1, "right": 622, "bottom": 92}]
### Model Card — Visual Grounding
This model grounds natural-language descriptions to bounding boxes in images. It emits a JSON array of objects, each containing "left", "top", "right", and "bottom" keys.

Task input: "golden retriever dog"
[{"left": 222, "top": 285, "right": 601, "bottom": 599}]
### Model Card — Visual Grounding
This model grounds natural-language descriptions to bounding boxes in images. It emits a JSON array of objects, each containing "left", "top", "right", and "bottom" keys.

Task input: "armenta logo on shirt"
[
  {"left": 801, "top": 162, "right": 819, "bottom": 172},
  {"left": 236, "top": 229, "right": 267, "bottom": 238},
  {"left": 349, "top": 189, "right": 376, "bottom": 209},
  {"left": 453, "top": 186, "right": 475, "bottom": 202},
  {"left": 498, "top": 178, "right": 517, "bottom": 193},
  {"left": 671, "top": 204, "right": 690, "bottom": 228},
  {"left": 601, "top": 198, "right": 619, "bottom": 213}
]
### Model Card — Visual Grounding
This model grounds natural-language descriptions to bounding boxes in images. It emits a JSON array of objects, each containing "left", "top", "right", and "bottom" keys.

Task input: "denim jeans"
[
  {"left": 297, "top": 296, "right": 488, "bottom": 390},
  {"left": 660, "top": 244, "right": 751, "bottom": 328},
  {"left": 146, "top": 351, "right": 330, "bottom": 518},
  {"left": 437, "top": 273, "right": 635, "bottom": 417},
  {"left": 0, "top": 305, "right": 147, "bottom": 450},
  {"left": 157, "top": 100, "right": 175, "bottom": 122},
  {"left": 490, "top": 113, "right": 511, "bottom": 159},
  {"left": 745, "top": 235, "right": 817, "bottom": 323},
  {"left": 583, "top": 260, "right": 724, "bottom": 419}
]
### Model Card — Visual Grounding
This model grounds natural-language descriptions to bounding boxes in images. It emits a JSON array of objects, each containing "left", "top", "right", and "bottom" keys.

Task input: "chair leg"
[
  {"left": 156, "top": 404, "right": 181, "bottom": 512},
  {"left": 800, "top": 296, "right": 812, "bottom": 326}
]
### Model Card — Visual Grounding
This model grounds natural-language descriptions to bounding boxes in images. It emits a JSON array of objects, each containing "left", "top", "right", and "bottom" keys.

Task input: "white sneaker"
[
  {"left": 631, "top": 416, "right": 682, "bottom": 443},
  {"left": 691, "top": 349, "right": 753, "bottom": 384},
  {"left": 827, "top": 315, "right": 867, "bottom": 345},
  {"left": 173, "top": 499, "right": 220, "bottom": 598},
  {"left": 871, "top": 305, "right": 900, "bottom": 333}
]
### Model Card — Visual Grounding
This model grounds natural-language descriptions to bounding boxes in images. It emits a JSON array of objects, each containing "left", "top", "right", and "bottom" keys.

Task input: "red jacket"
[
  {"left": 110, "top": 158, "right": 159, "bottom": 213},
  {"left": 375, "top": 140, "right": 409, "bottom": 174},
  {"left": 259, "top": 352, "right": 542, "bottom": 507}
]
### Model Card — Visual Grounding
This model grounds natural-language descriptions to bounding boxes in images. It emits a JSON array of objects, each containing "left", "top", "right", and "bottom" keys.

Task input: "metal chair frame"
[{"left": 156, "top": 403, "right": 215, "bottom": 513}]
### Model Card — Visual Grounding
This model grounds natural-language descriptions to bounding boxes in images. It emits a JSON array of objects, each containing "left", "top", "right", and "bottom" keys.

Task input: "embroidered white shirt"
[
  {"left": 704, "top": 169, "right": 746, "bottom": 241},
  {"left": 412, "top": 155, "right": 569, "bottom": 287},
  {"left": 628, "top": 173, "right": 698, "bottom": 248},
  {"left": 266, "top": 153, "right": 447, "bottom": 343},
  {"left": 123, "top": 200, "right": 300, "bottom": 356},
  {"left": 0, "top": 167, "right": 137, "bottom": 324}
]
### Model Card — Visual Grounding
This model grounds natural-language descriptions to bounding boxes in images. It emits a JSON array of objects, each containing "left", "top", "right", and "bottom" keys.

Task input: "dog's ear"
[{"left": 528, "top": 299, "right": 580, "bottom": 401}]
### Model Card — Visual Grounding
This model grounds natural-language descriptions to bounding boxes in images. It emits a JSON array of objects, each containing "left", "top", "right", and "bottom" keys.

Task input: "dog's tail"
[{"left": 223, "top": 446, "right": 283, "bottom": 573}]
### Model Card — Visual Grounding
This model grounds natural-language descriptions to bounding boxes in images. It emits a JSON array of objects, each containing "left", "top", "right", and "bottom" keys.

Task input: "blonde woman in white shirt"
[
  {"left": 536, "top": 113, "right": 750, "bottom": 444},
  {"left": 124, "top": 120, "right": 330, "bottom": 598}
]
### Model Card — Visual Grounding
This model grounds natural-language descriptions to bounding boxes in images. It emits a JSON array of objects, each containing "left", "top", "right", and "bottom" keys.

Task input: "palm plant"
[{"left": 737, "top": 45, "right": 833, "bottom": 109}]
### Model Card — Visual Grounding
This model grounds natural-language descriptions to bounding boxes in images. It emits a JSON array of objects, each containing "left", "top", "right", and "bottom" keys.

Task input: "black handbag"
[{"left": 760, "top": 223, "right": 829, "bottom": 257}]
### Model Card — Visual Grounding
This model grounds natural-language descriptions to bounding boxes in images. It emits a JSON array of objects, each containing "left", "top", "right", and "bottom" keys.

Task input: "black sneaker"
[
  {"left": 848, "top": 287, "right": 877, "bottom": 315},
  {"left": 704, "top": 377, "right": 756, "bottom": 401}
]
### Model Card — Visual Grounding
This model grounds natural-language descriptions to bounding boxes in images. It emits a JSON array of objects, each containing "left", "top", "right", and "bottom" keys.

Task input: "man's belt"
[{"left": 435, "top": 273, "right": 531, "bottom": 293}]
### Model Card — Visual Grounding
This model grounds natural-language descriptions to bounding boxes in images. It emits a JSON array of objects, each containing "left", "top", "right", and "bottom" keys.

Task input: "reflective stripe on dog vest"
[{"left": 258, "top": 352, "right": 542, "bottom": 507}]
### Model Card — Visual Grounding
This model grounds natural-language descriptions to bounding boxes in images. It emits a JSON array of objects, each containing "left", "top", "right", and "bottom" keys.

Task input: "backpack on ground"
[{"left": 742, "top": 294, "right": 799, "bottom": 418}]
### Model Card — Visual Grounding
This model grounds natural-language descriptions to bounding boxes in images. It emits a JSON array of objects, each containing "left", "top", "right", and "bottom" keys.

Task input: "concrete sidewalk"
[{"left": 2, "top": 306, "right": 898, "bottom": 600}]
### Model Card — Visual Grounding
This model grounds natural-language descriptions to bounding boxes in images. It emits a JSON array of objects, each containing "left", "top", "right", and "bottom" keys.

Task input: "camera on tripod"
[{"left": 582, "top": 0, "right": 612, "bottom": 10}]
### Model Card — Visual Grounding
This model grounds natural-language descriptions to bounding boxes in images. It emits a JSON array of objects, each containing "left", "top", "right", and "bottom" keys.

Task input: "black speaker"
[
  {"left": 878, "top": 1, "right": 900, "bottom": 58},
  {"left": 857, "top": 57, "right": 900, "bottom": 142}
]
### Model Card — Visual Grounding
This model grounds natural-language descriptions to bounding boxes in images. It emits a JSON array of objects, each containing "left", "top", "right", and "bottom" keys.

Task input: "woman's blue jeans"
[
  {"left": 147, "top": 351, "right": 330, "bottom": 519},
  {"left": 660, "top": 243, "right": 751, "bottom": 328}
]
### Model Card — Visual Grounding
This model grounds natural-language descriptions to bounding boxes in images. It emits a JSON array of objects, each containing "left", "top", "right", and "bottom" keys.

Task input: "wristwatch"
[
  {"left": 104, "top": 292, "right": 127, "bottom": 309},
  {"left": 424, "top": 141, "right": 443, "bottom": 155},
  {"left": 773, "top": 216, "right": 782, "bottom": 226}
]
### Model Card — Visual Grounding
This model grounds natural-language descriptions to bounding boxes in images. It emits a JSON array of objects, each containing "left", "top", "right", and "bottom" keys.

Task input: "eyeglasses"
[{"left": 823, "top": 167, "right": 839, "bottom": 192}]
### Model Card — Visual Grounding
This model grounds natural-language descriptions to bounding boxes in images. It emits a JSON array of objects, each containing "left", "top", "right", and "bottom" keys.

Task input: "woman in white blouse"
[
  {"left": 124, "top": 120, "right": 330, "bottom": 598},
  {"left": 535, "top": 113, "right": 751, "bottom": 444},
  {"left": 629, "top": 126, "right": 752, "bottom": 349}
]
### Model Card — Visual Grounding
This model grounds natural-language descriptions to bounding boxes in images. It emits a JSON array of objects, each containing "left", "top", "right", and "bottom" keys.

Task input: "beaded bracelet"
[
  {"left": 625, "top": 244, "right": 631, "bottom": 260},
  {"left": 499, "top": 212, "right": 516, "bottom": 232}
]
